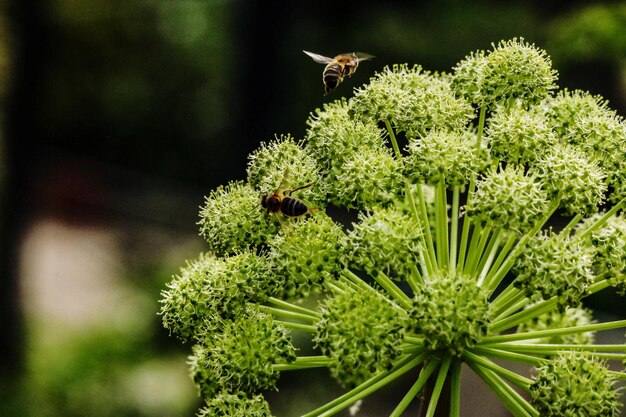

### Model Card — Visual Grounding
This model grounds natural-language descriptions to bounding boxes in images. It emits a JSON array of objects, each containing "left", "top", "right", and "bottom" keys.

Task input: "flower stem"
[
  {"left": 489, "top": 297, "right": 558, "bottom": 334},
  {"left": 417, "top": 183, "right": 438, "bottom": 271},
  {"left": 470, "top": 346, "right": 544, "bottom": 365},
  {"left": 477, "top": 229, "right": 504, "bottom": 285},
  {"left": 449, "top": 359, "right": 462, "bottom": 417},
  {"left": 484, "top": 319, "right": 626, "bottom": 344},
  {"left": 463, "top": 350, "right": 532, "bottom": 391},
  {"left": 268, "top": 297, "right": 322, "bottom": 318},
  {"left": 302, "top": 353, "right": 427, "bottom": 417},
  {"left": 484, "top": 199, "right": 560, "bottom": 295},
  {"left": 425, "top": 357, "right": 452, "bottom": 417},
  {"left": 457, "top": 179, "right": 476, "bottom": 273},
  {"left": 258, "top": 305, "right": 318, "bottom": 323},
  {"left": 468, "top": 361, "right": 538, "bottom": 417},
  {"left": 276, "top": 320, "right": 317, "bottom": 333},
  {"left": 390, "top": 358, "right": 440, "bottom": 417},
  {"left": 449, "top": 186, "right": 461, "bottom": 275},
  {"left": 575, "top": 197, "right": 625, "bottom": 241},
  {"left": 272, "top": 356, "right": 331, "bottom": 371},
  {"left": 436, "top": 177, "right": 449, "bottom": 270},
  {"left": 374, "top": 271, "right": 412, "bottom": 309}
]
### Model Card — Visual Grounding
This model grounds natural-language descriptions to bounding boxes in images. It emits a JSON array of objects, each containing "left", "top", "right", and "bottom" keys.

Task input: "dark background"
[{"left": 1, "top": 1, "right": 625, "bottom": 416}]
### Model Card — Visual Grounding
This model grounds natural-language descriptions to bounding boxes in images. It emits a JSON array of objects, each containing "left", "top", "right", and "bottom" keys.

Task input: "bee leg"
[{"left": 284, "top": 182, "right": 315, "bottom": 196}]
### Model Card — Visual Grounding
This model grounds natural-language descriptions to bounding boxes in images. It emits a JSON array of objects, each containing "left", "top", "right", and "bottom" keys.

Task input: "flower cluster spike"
[{"left": 160, "top": 39, "right": 626, "bottom": 417}]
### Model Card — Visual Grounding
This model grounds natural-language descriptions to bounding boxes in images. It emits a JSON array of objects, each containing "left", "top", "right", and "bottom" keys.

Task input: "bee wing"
[
  {"left": 303, "top": 50, "right": 335, "bottom": 64},
  {"left": 354, "top": 52, "right": 375, "bottom": 62}
]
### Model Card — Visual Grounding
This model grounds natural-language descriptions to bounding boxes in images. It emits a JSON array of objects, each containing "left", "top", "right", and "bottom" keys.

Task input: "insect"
[
  {"left": 303, "top": 50, "right": 374, "bottom": 95},
  {"left": 261, "top": 171, "right": 315, "bottom": 217}
]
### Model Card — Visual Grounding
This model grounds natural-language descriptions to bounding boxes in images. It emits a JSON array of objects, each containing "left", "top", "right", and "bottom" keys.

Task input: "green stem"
[
  {"left": 463, "top": 222, "right": 483, "bottom": 274},
  {"left": 417, "top": 183, "right": 438, "bottom": 271},
  {"left": 485, "top": 343, "right": 626, "bottom": 357},
  {"left": 272, "top": 356, "right": 331, "bottom": 371},
  {"left": 489, "top": 297, "right": 558, "bottom": 334},
  {"left": 560, "top": 213, "right": 583, "bottom": 236},
  {"left": 268, "top": 297, "right": 322, "bottom": 318},
  {"left": 484, "top": 199, "right": 560, "bottom": 295},
  {"left": 449, "top": 185, "right": 460, "bottom": 275},
  {"left": 409, "top": 264, "right": 424, "bottom": 291},
  {"left": 342, "top": 270, "right": 407, "bottom": 314},
  {"left": 468, "top": 361, "right": 538, "bottom": 417},
  {"left": 302, "top": 353, "right": 427, "bottom": 417},
  {"left": 485, "top": 233, "right": 517, "bottom": 285},
  {"left": 477, "top": 229, "right": 504, "bottom": 285},
  {"left": 491, "top": 284, "right": 523, "bottom": 315},
  {"left": 476, "top": 106, "right": 487, "bottom": 148},
  {"left": 463, "top": 350, "right": 532, "bottom": 391},
  {"left": 575, "top": 197, "right": 625, "bottom": 241},
  {"left": 494, "top": 296, "right": 530, "bottom": 322},
  {"left": 469, "top": 225, "right": 493, "bottom": 276},
  {"left": 385, "top": 118, "right": 402, "bottom": 159},
  {"left": 374, "top": 271, "right": 412, "bottom": 309},
  {"left": 483, "top": 319, "right": 626, "bottom": 344},
  {"left": 258, "top": 305, "right": 317, "bottom": 323},
  {"left": 389, "top": 359, "right": 440, "bottom": 417},
  {"left": 425, "top": 357, "right": 452, "bottom": 417},
  {"left": 457, "top": 179, "right": 476, "bottom": 273},
  {"left": 276, "top": 320, "right": 317, "bottom": 333},
  {"left": 449, "top": 359, "right": 462, "bottom": 417},
  {"left": 470, "top": 346, "right": 545, "bottom": 366},
  {"left": 436, "top": 177, "right": 449, "bottom": 270}
]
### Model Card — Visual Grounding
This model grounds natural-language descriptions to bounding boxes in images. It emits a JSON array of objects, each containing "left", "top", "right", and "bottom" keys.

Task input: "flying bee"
[
  {"left": 261, "top": 171, "right": 315, "bottom": 217},
  {"left": 303, "top": 50, "right": 374, "bottom": 95}
]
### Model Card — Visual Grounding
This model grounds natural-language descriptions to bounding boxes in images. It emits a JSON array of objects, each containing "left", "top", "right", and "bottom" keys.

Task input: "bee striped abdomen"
[
  {"left": 323, "top": 64, "right": 343, "bottom": 94},
  {"left": 281, "top": 196, "right": 308, "bottom": 216}
]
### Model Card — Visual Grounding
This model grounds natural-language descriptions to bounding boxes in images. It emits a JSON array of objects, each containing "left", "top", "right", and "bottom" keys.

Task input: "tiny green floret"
[
  {"left": 486, "top": 102, "right": 556, "bottom": 164},
  {"left": 314, "top": 286, "right": 406, "bottom": 387},
  {"left": 345, "top": 205, "right": 423, "bottom": 281},
  {"left": 198, "top": 392, "right": 274, "bottom": 417},
  {"left": 531, "top": 143, "right": 607, "bottom": 216},
  {"left": 199, "top": 181, "right": 279, "bottom": 256},
  {"left": 351, "top": 64, "right": 474, "bottom": 138},
  {"left": 530, "top": 352, "right": 621, "bottom": 417},
  {"left": 405, "top": 128, "right": 489, "bottom": 186},
  {"left": 189, "top": 306, "right": 296, "bottom": 399},
  {"left": 514, "top": 230, "right": 595, "bottom": 308},
  {"left": 410, "top": 273, "right": 491, "bottom": 356},
  {"left": 160, "top": 251, "right": 275, "bottom": 341},
  {"left": 269, "top": 213, "right": 345, "bottom": 299},
  {"left": 467, "top": 166, "right": 549, "bottom": 233}
]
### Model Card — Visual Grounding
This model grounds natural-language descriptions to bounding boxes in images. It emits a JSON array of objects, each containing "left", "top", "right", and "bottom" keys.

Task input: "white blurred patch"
[{"left": 349, "top": 399, "right": 363, "bottom": 416}]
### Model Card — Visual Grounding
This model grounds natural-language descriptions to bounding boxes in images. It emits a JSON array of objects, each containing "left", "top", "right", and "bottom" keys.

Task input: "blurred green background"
[{"left": 0, "top": 1, "right": 624, "bottom": 416}]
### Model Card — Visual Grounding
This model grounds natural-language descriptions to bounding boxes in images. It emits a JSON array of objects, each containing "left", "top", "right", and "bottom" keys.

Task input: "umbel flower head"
[{"left": 160, "top": 38, "right": 626, "bottom": 417}]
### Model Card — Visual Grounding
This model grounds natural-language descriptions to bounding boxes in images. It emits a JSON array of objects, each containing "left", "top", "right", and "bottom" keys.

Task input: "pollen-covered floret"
[
  {"left": 467, "top": 166, "right": 549, "bottom": 233},
  {"left": 351, "top": 64, "right": 474, "bottom": 138},
  {"left": 405, "top": 129, "right": 489, "bottom": 186},
  {"left": 345, "top": 205, "right": 422, "bottom": 280},
  {"left": 486, "top": 103, "right": 556, "bottom": 164},
  {"left": 531, "top": 143, "right": 606, "bottom": 216},
  {"left": 269, "top": 214, "right": 345, "bottom": 299},
  {"left": 314, "top": 287, "right": 406, "bottom": 387},
  {"left": 513, "top": 230, "right": 595, "bottom": 308},
  {"left": 159, "top": 252, "right": 276, "bottom": 342},
  {"left": 410, "top": 273, "right": 491, "bottom": 356},
  {"left": 199, "top": 181, "right": 279, "bottom": 256},
  {"left": 530, "top": 352, "right": 620, "bottom": 417},
  {"left": 190, "top": 306, "right": 296, "bottom": 399},
  {"left": 247, "top": 134, "right": 325, "bottom": 208},
  {"left": 198, "top": 392, "right": 274, "bottom": 417}
]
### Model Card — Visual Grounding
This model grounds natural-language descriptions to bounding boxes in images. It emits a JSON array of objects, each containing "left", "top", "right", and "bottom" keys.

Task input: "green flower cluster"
[
  {"left": 161, "top": 38, "right": 626, "bottom": 417},
  {"left": 530, "top": 352, "right": 621, "bottom": 417},
  {"left": 410, "top": 273, "right": 491, "bottom": 356},
  {"left": 314, "top": 286, "right": 405, "bottom": 387}
]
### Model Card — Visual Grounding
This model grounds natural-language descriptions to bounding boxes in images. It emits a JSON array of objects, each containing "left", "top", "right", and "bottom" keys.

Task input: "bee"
[
  {"left": 303, "top": 50, "right": 374, "bottom": 95},
  {"left": 261, "top": 171, "right": 315, "bottom": 217}
]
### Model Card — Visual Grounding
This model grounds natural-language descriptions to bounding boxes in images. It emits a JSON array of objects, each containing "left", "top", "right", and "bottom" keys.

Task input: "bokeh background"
[{"left": 1, "top": 0, "right": 625, "bottom": 416}]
